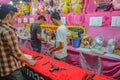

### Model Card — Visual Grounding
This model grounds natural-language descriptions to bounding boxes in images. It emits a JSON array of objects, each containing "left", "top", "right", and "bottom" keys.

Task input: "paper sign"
[
  {"left": 111, "top": 16, "right": 120, "bottom": 27},
  {"left": 61, "top": 17, "right": 66, "bottom": 24},
  {"left": 18, "top": 18, "right": 22, "bottom": 23},
  {"left": 29, "top": 18, "right": 34, "bottom": 23},
  {"left": 89, "top": 17, "right": 103, "bottom": 26},
  {"left": 23, "top": 17, "right": 28, "bottom": 23}
]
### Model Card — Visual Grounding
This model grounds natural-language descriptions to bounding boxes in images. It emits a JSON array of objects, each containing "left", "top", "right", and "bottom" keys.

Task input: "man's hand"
[
  {"left": 50, "top": 49, "right": 55, "bottom": 54},
  {"left": 27, "top": 59, "right": 36, "bottom": 66}
]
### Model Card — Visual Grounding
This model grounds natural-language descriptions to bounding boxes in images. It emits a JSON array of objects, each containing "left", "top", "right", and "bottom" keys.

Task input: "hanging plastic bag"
[{"left": 95, "top": 0, "right": 112, "bottom": 9}]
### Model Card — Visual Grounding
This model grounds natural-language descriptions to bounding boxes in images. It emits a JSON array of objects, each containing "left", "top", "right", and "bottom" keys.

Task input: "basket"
[{"left": 71, "top": 38, "right": 81, "bottom": 48}]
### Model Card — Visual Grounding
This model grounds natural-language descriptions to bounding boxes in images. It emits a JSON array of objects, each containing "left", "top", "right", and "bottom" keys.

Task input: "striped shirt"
[{"left": 0, "top": 23, "right": 24, "bottom": 77}]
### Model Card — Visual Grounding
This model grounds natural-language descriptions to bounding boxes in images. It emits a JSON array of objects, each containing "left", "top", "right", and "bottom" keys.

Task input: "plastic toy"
[
  {"left": 80, "top": 36, "right": 93, "bottom": 48},
  {"left": 90, "top": 36, "right": 105, "bottom": 54},
  {"left": 94, "top": 0, "right": 112, "bottom": 11},
  {"left": 113, "top": 46, "right": 120, "bottom": 55},
  {"left": 23, "top": 2, "right": 30, "bottom": 16},
  {"left": 71, "top": 0, "right": 83, "bottom": 13},
  {"left": 106, "top": 39, "right": 116, "bottom": 53},
  {"left": 16, "top": 3, "right": 23, "bottom": 16},
  {"left": 112, "top": 0, "right": 120, "bottom": 10}
]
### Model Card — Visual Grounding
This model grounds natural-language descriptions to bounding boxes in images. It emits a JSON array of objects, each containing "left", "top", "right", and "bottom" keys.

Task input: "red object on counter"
[{"left": 20, "top": 46, "right": 115, "bottom": 80}]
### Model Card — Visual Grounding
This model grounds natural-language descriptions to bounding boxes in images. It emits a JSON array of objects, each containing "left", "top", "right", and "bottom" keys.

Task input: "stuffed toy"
[
  {"left": 67, "top": 30, "right": 72, "bottom": 44},
  {"left": 90, "top": 36, "right": 105, "bottom": 54},
  {"left": 106, "top": 39, "right": 116, "bottom": 53},
  {"left": 71, "top": 0, "right": 83, "bottom": 13},
  {"left": 72, "top": 3, "right": 82, "bottom": 13},
  {"left": 31, "top": 0, "right": 38, "bottom": 15},
  {"left": 94, "top": 0, "right": 112, "bottom": 11},
  {"left": 61, "top": 3, "right": 70, "bottom": 13},
  {"left": 16, "top": 3, "right": 23, "bottom": 16},
  {"left": 23, "top": 2, "right": 30, "bottom": 16},
  {"left": 61, "top": 0, "right": 70, "bottom": 13},
  {"left": 112, "top": 0, "right": 120, "bottom": 10},
  {"left": 113, "top": 46, "right": 120, "bottom": 55},
  {"left": 80, "top": 36, "right": 93, "bottom": 48}
]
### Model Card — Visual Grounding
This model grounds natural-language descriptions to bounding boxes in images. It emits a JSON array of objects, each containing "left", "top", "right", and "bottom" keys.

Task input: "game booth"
[{"left": 1, "top": 0, "right": 120, "bottom": 80}]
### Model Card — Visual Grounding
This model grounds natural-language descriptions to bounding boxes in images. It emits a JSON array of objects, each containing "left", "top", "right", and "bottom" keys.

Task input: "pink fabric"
[
  {"left": 66, "top": 46, "right": 120, "bottom": 78},
  {"left": 0, "top": 0, "right": 11, "bottom": 4},
  {"left": 83, "top": 0, "right": 96, "bottom": 13},
  {"left": 85, "top": 11, "right": 120, "bottom": 45},
  {"left": 80, "top": 52, "right": 101, "bottom": 73}
]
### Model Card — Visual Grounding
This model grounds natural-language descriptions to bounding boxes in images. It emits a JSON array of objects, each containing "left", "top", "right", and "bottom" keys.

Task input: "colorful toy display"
[
  {"left": 94, "top": 0, "right": 112, "bottom": 11},
  {"left": 23, "top": 2, "right": 30, "bottom": 16},
  {"left": 71, "top": 0, "right": 83, "bottom": 13},
  {"left": 106, "top": 39, "right": 116, "bottom": 53},
  {"left": 80, "top": 36, "right": 93, "bottom": 48},
  {"left": 112, "top": 0, "right": 120, "bottom": 10},
  {"left": 61, "top": 0, "right": 70, "bottom": 13},
  {"left": 16, "top": 3, "right": 23, "bottom": 16},
  {"left": 90, "top": 36, "right": 105, "bottom": 54},
  {"left": 113, "top": 46, "right": 120, "bottom": 55}
]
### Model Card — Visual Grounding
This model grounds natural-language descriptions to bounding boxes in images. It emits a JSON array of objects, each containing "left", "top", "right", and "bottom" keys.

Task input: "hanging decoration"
[
  {"left": 94, "top": 0, "right": 112, "bottom": 11},
  {"left": 23, "top": 2, "right": 30, "bottom": 16},
  {"left": 71, "top": 0, "right": 83, "bottom": 13}
]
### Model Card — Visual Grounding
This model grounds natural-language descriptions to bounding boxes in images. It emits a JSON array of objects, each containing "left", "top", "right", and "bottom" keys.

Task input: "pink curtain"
[{"left": 0, "top": 0, "right": 11, "bottom": 4}]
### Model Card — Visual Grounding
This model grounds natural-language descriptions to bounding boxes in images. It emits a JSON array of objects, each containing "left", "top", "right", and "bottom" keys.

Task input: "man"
[
  {"left": 50, "top": 12, "right": 67, "bottom": 61},
  {"left": 30, "top": 15, "right": 46, "bottom": 52},
  {"left": 0, "top": 4, "right": 36, "bottom": 80}
]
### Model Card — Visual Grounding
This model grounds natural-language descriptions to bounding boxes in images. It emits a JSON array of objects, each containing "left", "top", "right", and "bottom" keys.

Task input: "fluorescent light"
[
  {"left": 20, "top": 1, "right": 23, "bottom": 3},
  {"left": 9, "top": 1, "right": 13, "bottom": 5}
]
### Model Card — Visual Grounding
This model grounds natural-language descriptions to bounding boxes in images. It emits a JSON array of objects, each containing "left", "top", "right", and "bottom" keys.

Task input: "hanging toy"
[
  {"left": 61, "top": 0, "right": 70, "bottom": 13},
  {"left": 16, "top": 3, "right": 23, "bottom": 16},
  {"left": 23, "top": 2, "right": 30, "bottom": 16},
  {"left": 31, "top": 0, "right": 38, "bottom": 15},
  {"left": 94, "top": 0, "right": 112, "bottom": 11},
  {"left": 112, "top": 0, "right": 120, "bottom": 10},
  {"left": 71, "top": 0, "right": 83, "bottom": 13}
]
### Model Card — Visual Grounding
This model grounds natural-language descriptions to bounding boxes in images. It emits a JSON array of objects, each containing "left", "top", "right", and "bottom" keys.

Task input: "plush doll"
[
  {"left": 113, "top": 46, "right": 120, "bottom": 55},
  {"left": 16, "top": 3, "right": 23, "bottom": 16},
  {"left": 94, "top": 0, "right": 112, "bottom": 11},
  {"left": 80, "top": 36, "right": 93, "bottom": 48},
  {"left": 90, "top": 36, "right": 105, "bottom": 54},
  {"left": 71, "top": 0, "right": 83, "bottom": 13},
  {"left": 72, "top": 3, "right": 82, "bottom": 13},
  {"left": 106, "top": 39, "right": 116, "bottom": 53},
  {"left": 61, "top": 0, "right": 70, "bottom": 13},
  {"left": 23, "top": 2, "right": 30, "bottom": 16},
  {"left": 61, "top": 3, "right": 70, "bottom": 13},
  {"left": 67, "top": 30, "right": 72, "bottom": 44},
  {"left": 112, "top": 0, "right": 120, "bottom": 10}
]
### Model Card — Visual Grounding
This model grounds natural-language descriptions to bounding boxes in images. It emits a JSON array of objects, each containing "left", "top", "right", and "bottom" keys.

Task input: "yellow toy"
[
  {"left": 23, "top": 2, "right": 30, "bottom": 16},
  {"left": 71, "top": 0, "right": 83, "bottom": 13},
  {"left": 113, "top": 46, "right": 120, "bottom": 55},
  {"left": 60, "top": 0, "right": 70, "bottom": 13},
  {"left": 61, "top": 3, "right": 70, "bottom": 13},
  {"left": 16, "top": 3, "right": 23, "bottom": 16}
]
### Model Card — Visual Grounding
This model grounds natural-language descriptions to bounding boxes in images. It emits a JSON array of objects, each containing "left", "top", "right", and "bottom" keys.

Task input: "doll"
[
  {"left": 106, "top": 39, "right": 116, "bottom": 53},
  {"left": 80, "top": 36, "right": 93, "bottom": 48},
  {"left": 23, "top": 2, "right": 30, "bottom": 16},
  {"left": 90, "top": 36, "right": 105, "bottom": 54},
  {"left": 71, "top": 0, "right": 83, "bottom": 13}
]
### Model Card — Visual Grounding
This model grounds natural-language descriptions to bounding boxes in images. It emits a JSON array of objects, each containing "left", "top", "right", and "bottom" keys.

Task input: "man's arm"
[
  {"left": 50, "top": 42, "right": 64, "bottom": 54},
  {"left": 3, "top": 30, "right": 36, "bottom": 66}
]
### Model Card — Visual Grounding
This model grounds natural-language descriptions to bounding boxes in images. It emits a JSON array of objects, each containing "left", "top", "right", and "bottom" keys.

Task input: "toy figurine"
[{"left": 106, "top": 39, "right": 116, "bottom": 53}]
